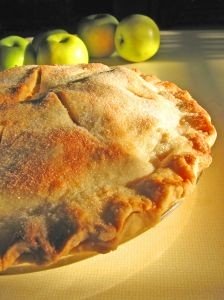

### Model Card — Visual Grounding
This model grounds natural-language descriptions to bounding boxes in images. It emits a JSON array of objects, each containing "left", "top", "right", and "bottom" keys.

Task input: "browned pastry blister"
[{"left": 0, "top": 63, "right": 217, "bottom": 272}]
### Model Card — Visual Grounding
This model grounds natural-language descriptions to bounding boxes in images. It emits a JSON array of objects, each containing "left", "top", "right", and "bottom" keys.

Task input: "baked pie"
[{"left": 0, "top": 63, "right": 217, "bottom": 272}]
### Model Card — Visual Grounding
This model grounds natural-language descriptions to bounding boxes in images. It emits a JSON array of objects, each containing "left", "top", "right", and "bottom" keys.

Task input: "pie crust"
[{"left": 0, "top": 63, "right": 217, "bottom": 272}]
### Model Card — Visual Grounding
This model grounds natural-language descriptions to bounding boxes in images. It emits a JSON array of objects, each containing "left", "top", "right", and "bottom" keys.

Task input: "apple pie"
[{"left": 0, "top": 63, "right": 217, "bottom": 272}]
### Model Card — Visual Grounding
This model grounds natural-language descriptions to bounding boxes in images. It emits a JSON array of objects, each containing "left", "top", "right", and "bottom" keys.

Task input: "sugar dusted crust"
[{"left": 0, "top": 64, "right": 216, "bottom": 272}]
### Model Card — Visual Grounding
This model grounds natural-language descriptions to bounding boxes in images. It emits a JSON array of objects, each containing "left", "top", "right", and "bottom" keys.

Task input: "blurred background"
[{"left": 0, "top": 0, "right": 224, "bottom": 37}]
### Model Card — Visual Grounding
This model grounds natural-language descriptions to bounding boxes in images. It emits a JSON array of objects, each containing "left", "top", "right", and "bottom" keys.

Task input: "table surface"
[{"left": 0, "top": 30, "right": 224, "bottom": 300}]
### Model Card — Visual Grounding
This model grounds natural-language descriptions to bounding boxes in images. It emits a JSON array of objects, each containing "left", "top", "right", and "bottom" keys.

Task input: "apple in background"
[
  {"left": 77, "top": 14, "right": 119, "bottom": 58},
  {"left": 114, "top": 14, "right": 160, "bottom": 62},
  {"left": 36, "top": 32, "right": 89, "bottom": 65},
  {"left": 32, "top": 28, "right": 68, "bottom": 54},
  {"left": 24, "top": 42, "right": 36, "bottom": 65},
  {"left": 0, "top": 35, "right": 36, "bottom": 70}
]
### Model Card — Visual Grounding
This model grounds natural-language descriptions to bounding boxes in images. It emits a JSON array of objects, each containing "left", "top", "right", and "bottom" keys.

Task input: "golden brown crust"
[
  {"left": 0, "top": 64, "right": 216, "bottom": 272},
  {"left": 0, "top": 66, "right": 40, "bottom": 104}
]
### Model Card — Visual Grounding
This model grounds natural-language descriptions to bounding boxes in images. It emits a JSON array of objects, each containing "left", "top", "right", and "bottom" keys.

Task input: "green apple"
[
  {"left": 32, "top": 28, "right": 67, "bottom": 53},
  {"left": 77, "top": 14, "right": 119, "bottom": 58},
  {"left": 0, "top": 35, "right": 36, "bottom": 70},
  {"left": 36, "top": 32, "right": 88, "bottom": 65},
  {"left": 24, "top": 42, "right": 36, "bottom": 65},
  {"left": 114, "top": 14, "right": 160, "bottom": 62}
]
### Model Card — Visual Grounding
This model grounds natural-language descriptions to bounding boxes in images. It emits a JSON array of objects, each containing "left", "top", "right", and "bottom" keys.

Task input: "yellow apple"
[
  {"left": 36, "top": 32, "right": 88, "bottom": 65},
  {"left": 114, "top": 14, "right": 160, "bottom": 62},
  {"left": 77, "top": 14, "right": 119, "bottom": 58},
  {"left": 0, "top": 35, "right": 35, "bottom": 70},
  {"left": 32, "top": 29, "right": 68, "bottom": 53}
]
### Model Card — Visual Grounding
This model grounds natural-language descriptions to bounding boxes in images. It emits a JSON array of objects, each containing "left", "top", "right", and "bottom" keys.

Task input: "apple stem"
[
  {"left": 60, "top": 37, "right": 70, "bottom": 43},
  {"left": 119, "top": 36, "right": 125, "bottom": 46}
]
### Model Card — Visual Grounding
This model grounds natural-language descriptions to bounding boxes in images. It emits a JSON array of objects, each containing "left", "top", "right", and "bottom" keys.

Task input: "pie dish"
[{"left": 0, "top": 63, "right": 217, "bottom": 272}]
